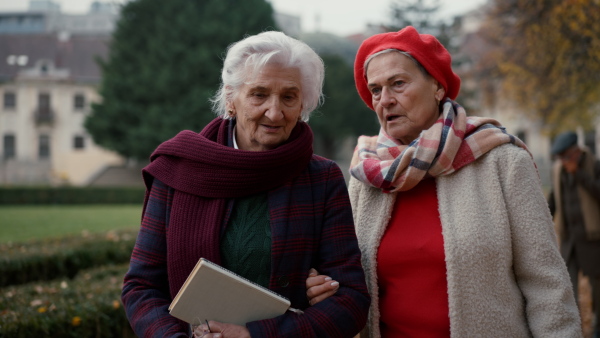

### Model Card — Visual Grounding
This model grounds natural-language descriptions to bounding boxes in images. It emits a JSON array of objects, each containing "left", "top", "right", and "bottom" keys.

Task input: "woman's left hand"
[{"left": 193, "top": 321, "right": 250, "bottom": 338}]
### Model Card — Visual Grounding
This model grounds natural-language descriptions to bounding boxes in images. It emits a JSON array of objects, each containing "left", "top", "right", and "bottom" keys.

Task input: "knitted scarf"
[
  {"left": 142, "top": 117, "right": 313, "bottom": 297},
  {"left": 350, "top": 99, "right": 531, "bottom": 193}
]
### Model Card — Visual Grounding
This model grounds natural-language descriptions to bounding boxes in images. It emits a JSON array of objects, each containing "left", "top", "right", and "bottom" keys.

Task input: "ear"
[
  {"left": 225, "top": 100, "right": 235, "bottom": 112},
  {"left": 225, "top": 85, "right": 236, "bottom": 110},
  {"left": 434, "top": 82, "right": 446, "bottom": 101}
]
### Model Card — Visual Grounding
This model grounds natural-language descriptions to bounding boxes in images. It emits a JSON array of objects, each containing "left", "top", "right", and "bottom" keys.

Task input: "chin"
[
  {"left": 385, "top": 129, "right": 404, "bottom": 141},
  {"left": 257, "top": 141, "right": 283, "bottom": 151}
]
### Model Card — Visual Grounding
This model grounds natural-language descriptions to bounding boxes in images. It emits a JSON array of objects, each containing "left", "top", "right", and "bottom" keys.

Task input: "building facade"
[
  {"left": 0, "top": 0, "right": 303, "bottom": 186},
  {"left": 0, "top": 33, "right": 123, "bottom": 186}
]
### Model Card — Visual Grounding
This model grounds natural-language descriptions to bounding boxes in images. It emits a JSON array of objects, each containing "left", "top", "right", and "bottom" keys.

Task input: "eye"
[
  {"left": 370, "top": 87, "right": 381, "bottom": 96},
  {"left": 393, "top": 80, "right": 405, "bottom": 87}
]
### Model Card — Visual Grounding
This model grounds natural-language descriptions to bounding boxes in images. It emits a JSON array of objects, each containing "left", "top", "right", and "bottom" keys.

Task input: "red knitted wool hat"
[{"left": 354, "top": 26, "right": 461, "bottom": 110}]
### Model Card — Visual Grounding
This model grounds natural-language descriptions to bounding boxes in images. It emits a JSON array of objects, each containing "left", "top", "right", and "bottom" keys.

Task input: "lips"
[
  {"left": 261, "top": 124, "right": 282, "bottom": 132},
  {"left": 386, "top": 114, "right": 401, "bottom": 121}
]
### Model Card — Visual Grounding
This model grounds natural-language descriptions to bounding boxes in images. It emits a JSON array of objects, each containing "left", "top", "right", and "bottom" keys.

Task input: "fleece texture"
[{"left": 349, "top": 143, "right": 582, "bottom": 338}]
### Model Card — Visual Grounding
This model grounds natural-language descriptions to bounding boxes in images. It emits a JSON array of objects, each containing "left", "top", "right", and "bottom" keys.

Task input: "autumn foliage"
[{"left": 482, "top": 0, "right": 600, "bottom": 134}]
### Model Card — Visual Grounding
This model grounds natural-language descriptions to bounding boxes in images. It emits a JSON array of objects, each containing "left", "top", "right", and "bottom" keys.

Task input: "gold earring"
[{"left": 228, "top": 110, "right": 234, "bottom": 117}]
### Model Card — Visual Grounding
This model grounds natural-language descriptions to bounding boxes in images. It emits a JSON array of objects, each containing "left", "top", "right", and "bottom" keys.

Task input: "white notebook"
[{"left": 168, "top": 258, "right": 291, "bottom": 326}]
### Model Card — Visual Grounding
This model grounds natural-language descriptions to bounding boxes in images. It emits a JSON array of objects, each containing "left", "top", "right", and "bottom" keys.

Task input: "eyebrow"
[{"left": 367, "top": 73, "right": 402, "bottom": 88}]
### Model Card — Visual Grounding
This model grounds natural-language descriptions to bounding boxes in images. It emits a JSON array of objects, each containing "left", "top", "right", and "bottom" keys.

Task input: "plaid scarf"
[{"left": 350, "top": 99, "right": 531, "bottom": 193}]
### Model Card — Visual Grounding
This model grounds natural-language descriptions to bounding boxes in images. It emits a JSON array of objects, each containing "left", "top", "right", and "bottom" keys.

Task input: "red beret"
[{"left": 354, "top": 26, "right": 461, "bottom": 110}]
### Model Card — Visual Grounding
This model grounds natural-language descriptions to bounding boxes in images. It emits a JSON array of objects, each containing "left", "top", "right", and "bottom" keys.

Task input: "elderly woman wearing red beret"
[{"left": 307, "top": 26, "right": 582, "bottom": 337}]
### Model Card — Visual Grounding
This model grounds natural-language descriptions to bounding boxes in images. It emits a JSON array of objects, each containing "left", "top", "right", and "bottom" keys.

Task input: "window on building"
[
  {"left": 3, "top": 134, "right": 16, "bottom": 159},
  {"left": 3, "top": 92, "right": 16, "bottom": 110},
  {"left": 39, "top": 93, "right": 50, "bottom": 109},
  {"left": 73, "top": 93, "right": 85, "bottom": 110},
  {"left": 39, "top": 134, "right": 50, "bottom": 159},
  {"left": 73, "top": 135, "right": 85, "bottom": 149},
  {"left": 36, "top": 93, "right": 52, "bottom": 123}
]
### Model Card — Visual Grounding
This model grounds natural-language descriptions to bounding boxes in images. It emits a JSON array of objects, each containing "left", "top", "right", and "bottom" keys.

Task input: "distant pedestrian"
[{"left": 549, "top": 131, "right": 600, "bottom": 338}]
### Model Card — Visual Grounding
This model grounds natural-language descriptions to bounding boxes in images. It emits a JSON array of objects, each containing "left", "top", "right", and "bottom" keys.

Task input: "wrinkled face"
[
  {"left": 228, "top": 63, "right": 303, "bottom": 151},
  {"left": 366, "top": 52, "right": 445, "bottom": 145}
]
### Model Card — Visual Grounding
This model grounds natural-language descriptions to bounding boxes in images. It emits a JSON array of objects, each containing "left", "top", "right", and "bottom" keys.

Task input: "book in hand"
[{"left": 168, "top": 258, "right": 291, "bottom": 326}]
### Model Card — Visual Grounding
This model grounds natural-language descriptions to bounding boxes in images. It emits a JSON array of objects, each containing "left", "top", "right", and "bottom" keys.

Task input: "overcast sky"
[{"left": 0, "top": 0, "right": 486, "bottom": 36}]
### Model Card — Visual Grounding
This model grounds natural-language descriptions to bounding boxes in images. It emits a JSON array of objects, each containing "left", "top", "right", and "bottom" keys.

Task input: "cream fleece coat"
[{"left": 349, "top": 144, "right": 582, "bottom": 337}]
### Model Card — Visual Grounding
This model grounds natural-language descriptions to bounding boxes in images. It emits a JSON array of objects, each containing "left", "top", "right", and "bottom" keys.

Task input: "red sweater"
[{"left": 377, "top": 178, "right": 450, "bottom": 337}]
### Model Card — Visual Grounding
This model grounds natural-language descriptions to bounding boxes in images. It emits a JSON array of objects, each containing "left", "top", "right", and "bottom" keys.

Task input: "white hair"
[
  {"left": 211, "top": 31, "right": 325, "bottom": 122},
  {"left": 364, "top": 49, "right": 430, "bottom": 78}
]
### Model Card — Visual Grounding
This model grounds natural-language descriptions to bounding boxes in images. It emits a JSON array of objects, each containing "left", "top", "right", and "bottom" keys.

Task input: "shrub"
[
  {"left": 0, "top": 264, "right": 135, "bottom": 337},
  {"left": 0, "top": 187, "right": 145, "bottom": 205},
  {"left": 0, "top": 230, "right": 137, "bottom": 287}
]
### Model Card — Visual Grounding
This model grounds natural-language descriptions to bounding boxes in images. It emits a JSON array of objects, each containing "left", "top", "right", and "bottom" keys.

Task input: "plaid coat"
[{"left": 122, "top": 155, "right": 370, "bottom": 337}]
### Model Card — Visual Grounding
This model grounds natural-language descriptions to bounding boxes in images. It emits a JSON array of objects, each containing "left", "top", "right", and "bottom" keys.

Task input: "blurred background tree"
[
  {"left": 481, "top": 0, "right": 600, "bottom": 135},
  {"left": 388, "top": 0, "right": 441, "bottom": 34},
  {"left": 385, "top": 0, "right": 471, "bottom": 114},
  {"left": 309, "top": 54, "right": 379, "bottom": 159},
  {"left": 85, "top": 0, "right": 277, "bottom": 161}
]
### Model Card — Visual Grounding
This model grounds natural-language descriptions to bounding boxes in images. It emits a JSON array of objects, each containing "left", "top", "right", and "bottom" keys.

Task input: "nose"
[
  {"left": 264, "top": 96, "right": 284, "bottom": 121},
  {"left": 380, "top": 87, "right": 396, "bottom": 107}
]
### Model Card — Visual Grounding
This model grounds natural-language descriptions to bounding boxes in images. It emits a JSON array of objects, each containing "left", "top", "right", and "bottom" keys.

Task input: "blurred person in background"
[
  {"left": 121, "top": 31, "right": 370, "bottom": 338},
  {"left": 549, "top": 131, "right": 600, "bottom": 338},
  {"left": 307, "top": 26, "right": 581, "bottom": 337}
]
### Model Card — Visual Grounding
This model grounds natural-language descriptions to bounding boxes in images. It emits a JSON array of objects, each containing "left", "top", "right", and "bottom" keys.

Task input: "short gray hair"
[
  {"left": 364, "top": 49, "right": 430, "bottom": 78},
  {"left": 211, "top": 31, "right": 325, "bottom": 122}
]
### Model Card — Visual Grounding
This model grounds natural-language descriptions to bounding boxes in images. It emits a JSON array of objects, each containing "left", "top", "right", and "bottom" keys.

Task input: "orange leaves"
[{"left": 484, "top": 0, "right": 600, "bottom": 132}]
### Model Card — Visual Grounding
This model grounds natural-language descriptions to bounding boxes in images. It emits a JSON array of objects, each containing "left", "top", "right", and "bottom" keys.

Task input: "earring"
[{"left": 228, "top": 110, "right": 235, "bottom": 117}]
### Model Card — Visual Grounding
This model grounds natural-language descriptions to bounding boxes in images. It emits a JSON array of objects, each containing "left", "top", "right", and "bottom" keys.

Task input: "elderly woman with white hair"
[{"left": 121, "top": 31, "right": 370, "bottom": 338}]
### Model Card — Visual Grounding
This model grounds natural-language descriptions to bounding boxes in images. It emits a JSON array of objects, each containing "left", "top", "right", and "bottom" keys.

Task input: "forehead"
[
  {"left": 244, "top": 63, "right": 302, "bottom": 90},
  {"left": 366, "top": 52, "right": 422, "bottom": 82}
]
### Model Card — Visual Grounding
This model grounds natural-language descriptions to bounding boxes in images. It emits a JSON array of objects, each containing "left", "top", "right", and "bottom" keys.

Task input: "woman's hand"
[
  {"left": 306, "top": 268, "right": 340, "bottom": 305},
  {"left": 193, "top": 321, "right": 250, "bottom": 338}
]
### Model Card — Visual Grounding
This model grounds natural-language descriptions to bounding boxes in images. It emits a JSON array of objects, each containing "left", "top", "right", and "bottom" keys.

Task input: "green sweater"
[{"left": 220, "top": 193, "right": 271, "bottom": 288}]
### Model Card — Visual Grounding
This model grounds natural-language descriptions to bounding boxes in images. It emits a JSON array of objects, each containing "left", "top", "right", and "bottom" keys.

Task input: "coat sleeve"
[
  {"left": 501, "top": 148, "right": 582, "bottom": 337},
  {"left": 246, "top": 161, "right": 371, "bottom": 337},
  {"left": 121, "top": 179, "right": 190, "bottom": 338}
]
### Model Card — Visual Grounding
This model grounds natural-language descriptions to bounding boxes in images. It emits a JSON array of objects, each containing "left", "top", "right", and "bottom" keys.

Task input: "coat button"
[{"left": 278, "top": 275, "right": 290, "bottom": 287}]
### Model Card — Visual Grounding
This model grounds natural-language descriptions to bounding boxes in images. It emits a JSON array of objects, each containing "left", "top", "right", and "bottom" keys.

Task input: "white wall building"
[
  {"left": 0, "top": 33, "right": 124, "bottom": 186},
  {"left": 0, "top": 1, "right": 302, "bottom": 186}
]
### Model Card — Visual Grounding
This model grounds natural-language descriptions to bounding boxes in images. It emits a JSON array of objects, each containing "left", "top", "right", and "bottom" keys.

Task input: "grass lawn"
[{"left": 0, "top": 205, "right": 142, "bottom": 243}]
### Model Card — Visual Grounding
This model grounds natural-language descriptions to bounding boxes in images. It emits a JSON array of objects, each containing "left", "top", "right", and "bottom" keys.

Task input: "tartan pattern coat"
[{"left": 122, "top": 155, "right": 370, "bottom": 337}]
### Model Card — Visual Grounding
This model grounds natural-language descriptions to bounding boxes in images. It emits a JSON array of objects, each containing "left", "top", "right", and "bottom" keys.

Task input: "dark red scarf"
[{"left": 142, "top": 117, "right": 313, "bottom": 297}]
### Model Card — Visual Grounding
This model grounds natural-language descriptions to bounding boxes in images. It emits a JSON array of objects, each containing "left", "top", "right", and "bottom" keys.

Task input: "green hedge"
[
  {"left": 0, "top": 264, "right": 135, "bottom": 338},
  {"left": 0, "top": 230, "right": 137, "bottom": 288},
  {"left": 0, "top": 187, "right": 146, "bottom": 204}
]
